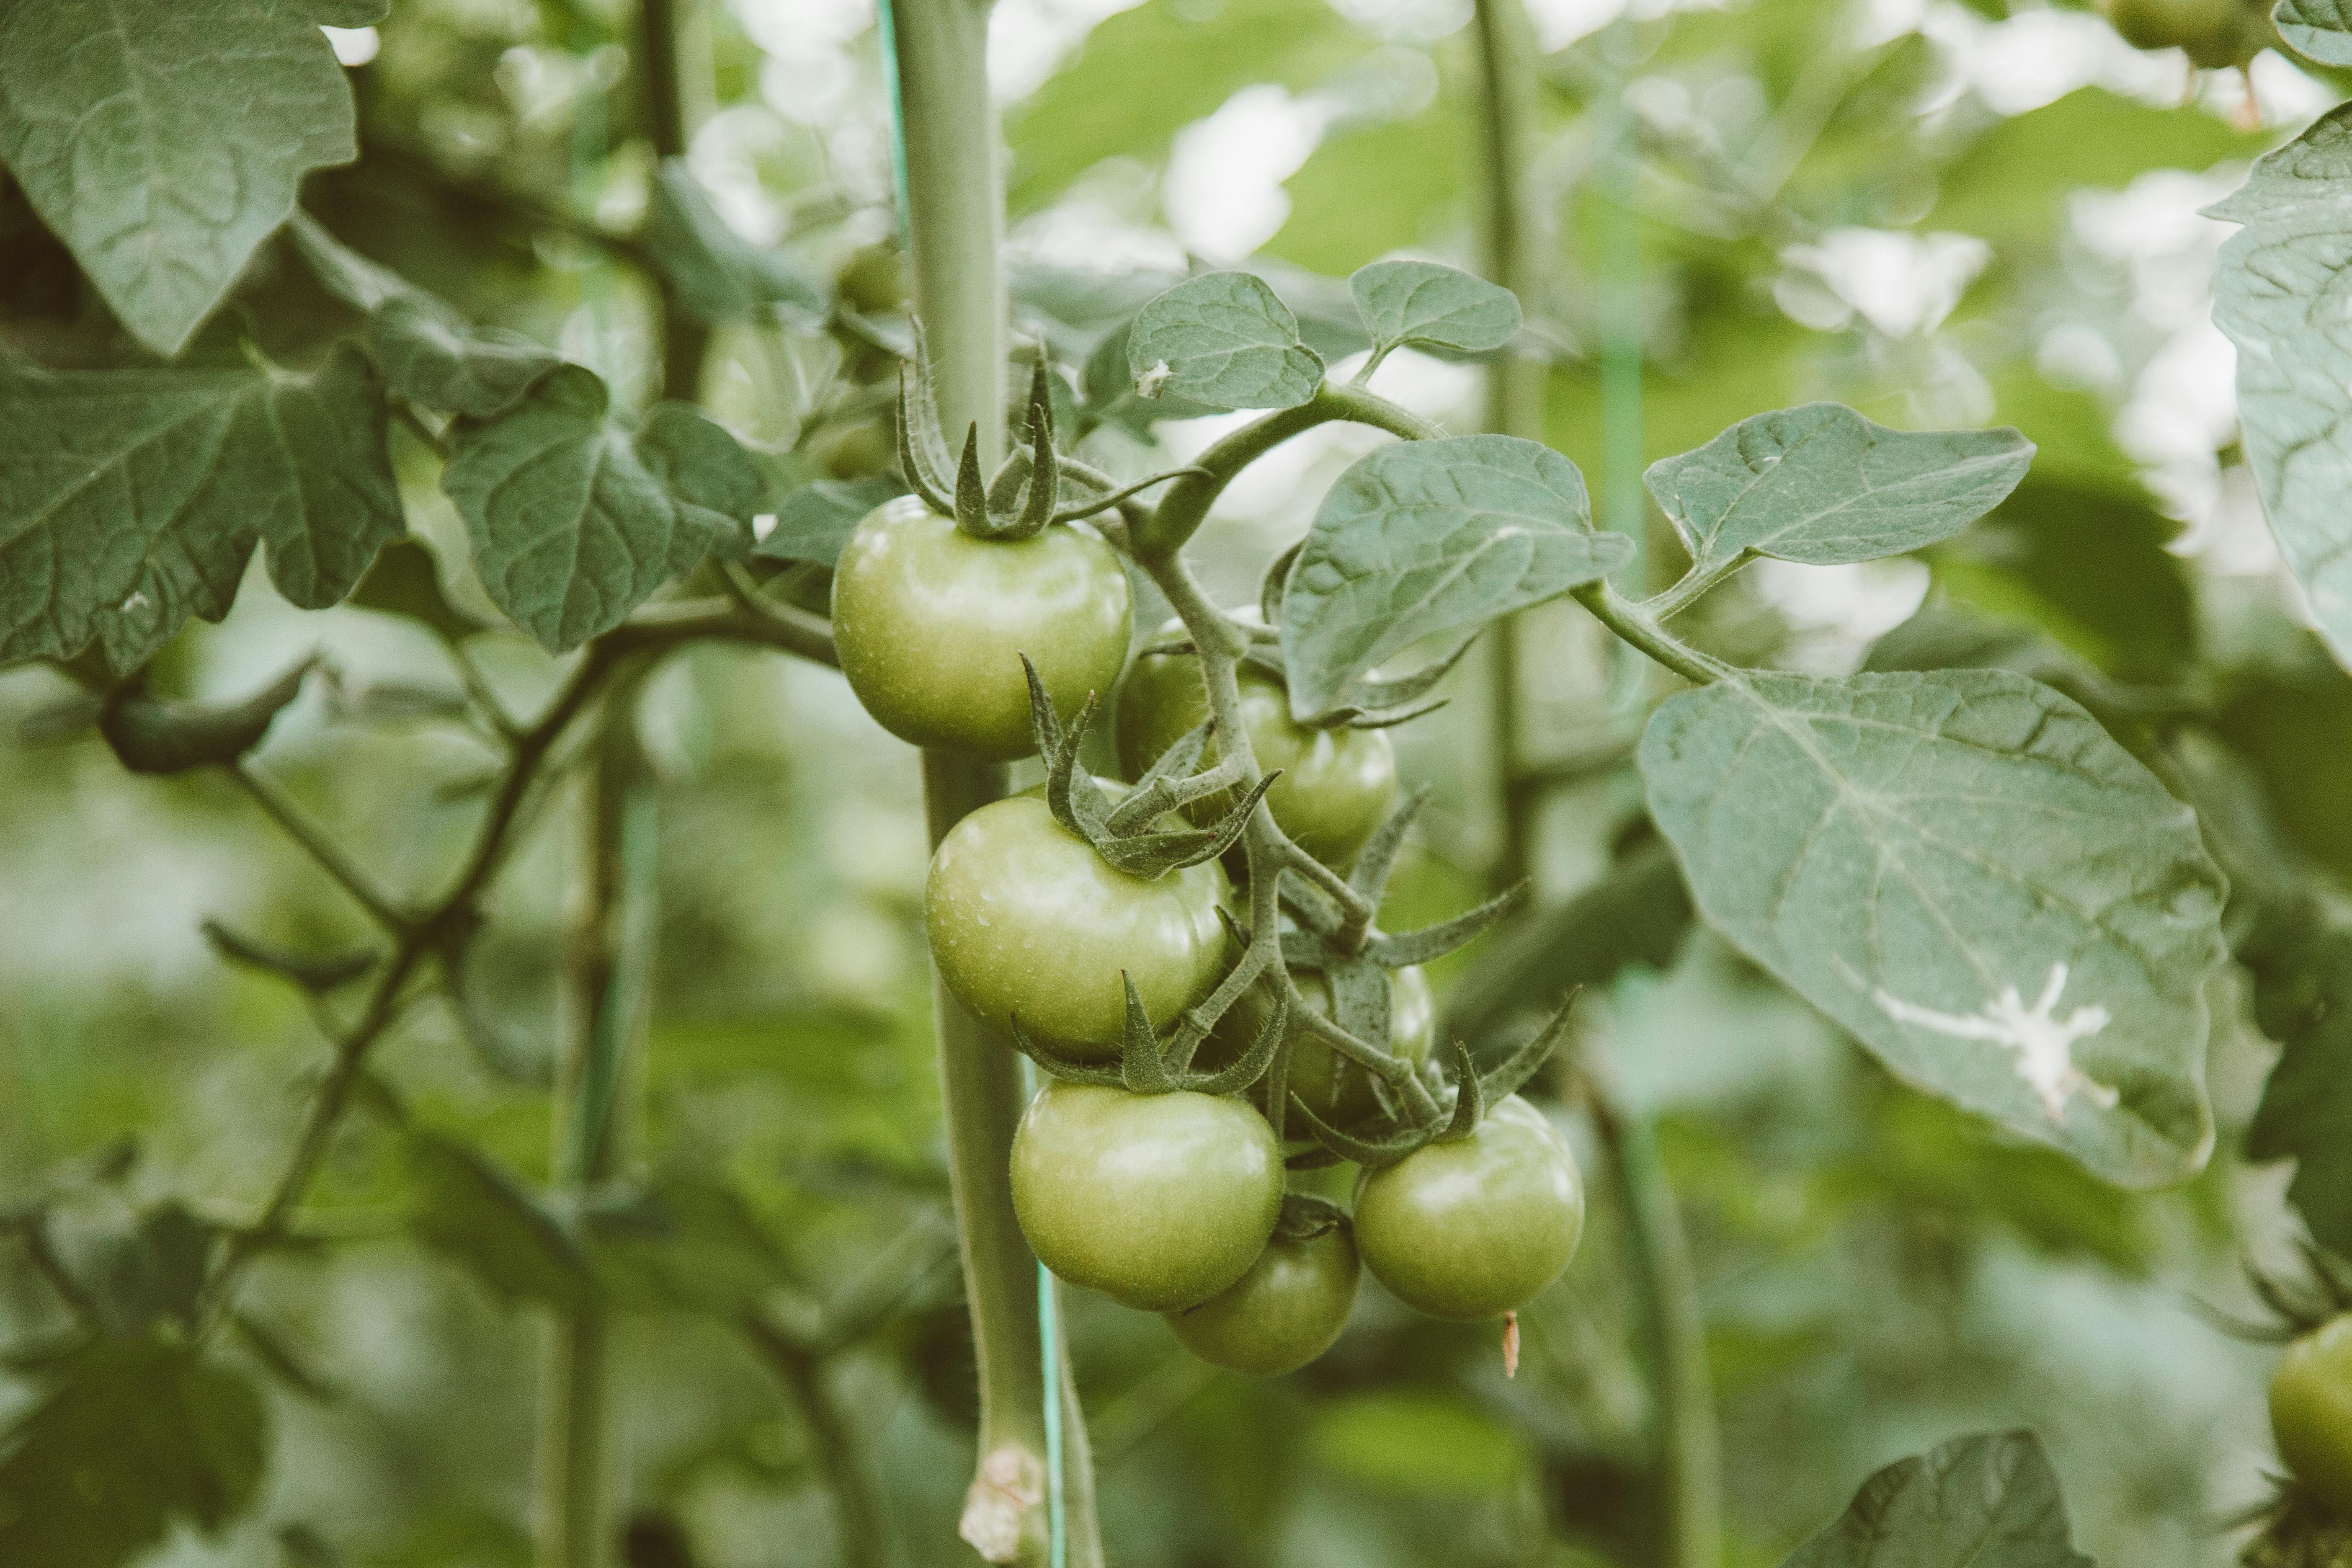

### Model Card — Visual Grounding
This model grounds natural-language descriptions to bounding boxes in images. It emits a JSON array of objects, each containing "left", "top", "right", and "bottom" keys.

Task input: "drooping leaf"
[
  {"left": 1349, "top": 260, "right": 1521, "bottom": 356},
  {"left": 1782, "top": 1430, "right": 2092, "bottom": 1568},
  {"left": 290, "top": 214, "right": 561, "bottom": 419},
  {"left": 2274, "top": 0, "right": 2352, "bottom": 64},
  {"left": 97, "top": 657, "right": 312, "bottom": 775},
  {"left": 1638, "top": 668, "right": 2225, "bottom": 1187},
  {"left": 0, "top": 344, "right": 403, "bottom": 671},
  {"left": 1126, "top": 271, "right": 1325, "bottom": 411},
  {"left": 441, "top": 366, "right": 764, "bottom": 651},
  {"left": 1645, "top": 404, "right": 2033, "bottom": 579},
  {"left": 2210, "top": 108, "right": 2352, "bottom": 671},
  {"left": 0, "top": 1333, "right": 269, "bottom": 1568},
  {"left": 640, "top": 159, "right": 826, "bottom": 326},
  {"left": 1281, "top": 435, "right": 1632, "bottom": 719},
  {"left": 753, "top": 477, "right": 906, "bottom": 568},
  {"left": 400, "top": 1130, "right": 596, "bottom": 1313},
  {"left": 0, "top": 0, "right": 361, "bottom": 356}
]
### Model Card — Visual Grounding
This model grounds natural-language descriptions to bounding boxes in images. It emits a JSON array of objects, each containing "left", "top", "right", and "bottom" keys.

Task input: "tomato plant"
[
  {"left": 2273, "top": 1316, "right": 2352, "bottom": 1518},
  {"left": 1164, "top": 1202, "right": 1361, "bottom": 1376}
]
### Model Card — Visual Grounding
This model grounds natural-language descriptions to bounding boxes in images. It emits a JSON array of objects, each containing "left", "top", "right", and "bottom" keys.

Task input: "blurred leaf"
[
  {"left": 1781, "top": 1429, "right": 2091, "bottom": 1567},
  {"left": 2235, "top": 902, "right": 2352, "bottom": 1257},
  {"left": 0, "top": 345, "right": 402, "bottom": 671},
  {"left": 1929, "top": 479, "right": 2195, "bottom": 683},
  {"left": 1981, "top": 370, "right": 2139, "bottom": 493},
  {"left": 753, "top": 477, "right": 904, "bottom": 569},
  {"left": 0, "top": 0, "right": 358, "bottom": 355},
  {"left": 2273, "top": 0, "right": 2352, "bottom": 62},
  {"left": 1640, "top": 668, "right": 2225, "bottom": 1187},
  {"left": 1268, "top": 100, "right": 1470, "bottom": 278},
  {"left": 1310, "top": 1393, "right": 1524, "bottom": 1495},
  {"left": 2209, "top": 650, "right": 2352, "bottom": 884},
  {"left": 400, "top": 1129, "right": 595, "bottom": 1313},
  {"left": 1010, "top": 261, "right": 1186, "bottom": 360},
  {"left": 587, "top": 1173, "right": 796, "bottom": 1316},
  {"left": 83, "top": 1201, "right": 217, "bottom": 1336},
  {"left": 441, "top": 366, "right": 763, "bottom": 652},
  {"left": 290, "top": 214, "right": 562, "bottom": 419},
  {"left": 202, "top": 919, "right": 379, "bottom": 994},
  {"left": 97, "top": 656, "right": 312, "bottom": 775},
  {"left": 1281, "top": 435, "right": 1630, "bottom": 718},
  {"left": 1127, "top": 271, "right": 1325, "bottom": 411},
  {"left": 1006, "top": 0, "right": 1366, "bottom": 211},
  {"left": 1349, "top": 260, "right": 1520, "bottom": 356},
  {"left": 641, "top": 160, "right": 827, "bottom": 327},
  {"left": 1935, "top": 88, "right": 2272, "bottom": 244},
  {"left": 348, "top": 537, "right": 491, "bottom": 645},
  {"left": 1647, "top": 404, "right": 2033, "bottom": 576},
  {"left": 2211, "top": 107, "right": 2352, "bottom": 672},
  {"left": 371, "top": 1506, "right": 532, "bottom": 1568},
  {"left": 0, "top": 1333, "right": 269, "bottom": 1567}
]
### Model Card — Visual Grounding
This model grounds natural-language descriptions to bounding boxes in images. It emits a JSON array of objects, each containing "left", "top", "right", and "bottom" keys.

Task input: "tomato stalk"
[{"left": 883, "top": 0, "right": 1103, "bottom": 1560}]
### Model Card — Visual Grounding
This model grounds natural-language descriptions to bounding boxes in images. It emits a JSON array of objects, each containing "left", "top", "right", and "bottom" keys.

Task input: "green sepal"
[
  {"left": 894, "top": 367, "right": 956, "bottom": 515},
  {"left": 1186, "top": 977, "right": 1288, "bottom": 1097},
  {"left": 953, "top": 423, "right": 993, "bottom": 534},
  {"left": 1117, "top": 972, "right": 1176, "bottom": 1094},
  {"left": 1271, "top": 1192, "right": 1347, "bottom": 1243},
  {"left": 1288, "top": 1094, "right": 1434, "bottom": 1168},
  {"left": 98, "top": 656, "right": 315, "bottom": 776},
  {"left": 1476, "top": 989, "right": 1577, "bottom": 1105},
  {"left": 1292, "top": 630, "right": 1479, "bottom": 730},
  {"left": 1322, "top": 954, "right": 1393, "bottom": 1068},
  {"left": 1433, "top": 1041, "right": 1483, "bottom": 1143},
  {"left": 1003, "top": 1014, "right": 1127, "bottom": 1088},
  {"left": 200, "top": 919, "right": 378, "bottom": 995},
  {"left": 1350, "top": 786, "right": 1429, "bottom": 902},
  {"left": 1103, "top": 717, "right": 1216, "bottom": 834},
  {"left": 1366, "top": 882, "right": 1529, "bottom": 968}
]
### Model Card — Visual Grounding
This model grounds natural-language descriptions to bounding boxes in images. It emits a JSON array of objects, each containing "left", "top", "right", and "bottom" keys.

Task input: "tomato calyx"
[
  {"left": 1290, "top": 997, "right": 1576, "bottom": 1169},
  {"left": 897, "top": 330, "right": 1207, "bottom": 541},
  {"left": 1024, "top": 655, "right": 1276, "bottom": 880},
  {"left": 1271, "top": 1191, "right": 1348, "bottom": 1243},
  {"left": 1008, "top": 967, "right": 1292, "bottom": 1097}
]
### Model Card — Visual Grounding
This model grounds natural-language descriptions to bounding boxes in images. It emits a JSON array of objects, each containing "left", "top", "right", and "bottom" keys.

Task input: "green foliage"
[
  {"left": 2242, "top": 917, "right": 2352, "bottom": 1259},
  {"left": 400, "top": 1128, "right": 597, "bottom": 1313},
  {"left": 754, "top": 477, "right": 906, "bottom": 568},
  {"left": 441, "top": 366, "right": 763, "bottom": 651},
  {"left": 641, "top": 160, "right": 828, "bottom": 327},
  {"left": 1127, "top": 271, "right": 1326, "bottom": 411},
  {"left": 1280, "top": 435, "right": 1630, "bottom": 717},
  {"left": 0, "top": 345, "right": 403, "bottom": 670},
  {"left": 1781, "top": 1431, "right": 2091, "bottom": 1568},
  {"left": 2275, "top": 0, "right": 2352, "bottom": 61},
  {"left": 1268, "top": 101, "right": 1471, "bottom": 279},
  {"left": 0, "top": 0, "right": 362, "bottom": 355},
  {"left": 1639, "top": 668, "right": 2225, "bottom": 1186},
  {"left": 1349, "top": 260, "right": 1521, "bottom": 358}
]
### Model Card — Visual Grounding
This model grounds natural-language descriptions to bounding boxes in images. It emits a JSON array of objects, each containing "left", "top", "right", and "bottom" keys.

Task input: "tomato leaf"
[
  {"left": 2274, "top": 0, "right": 2352, "bottom": 63},
  {"left": 2210, "top": 109, "right": 2352, "bottom": 673},
  {"left": 1279, "top": 435, "right": 1631, "bottom": 720},
  {"left": 2243, "top": 918, "right": 2352, "bottom": 1259},
  {"left": 641, "top": 159, "right": 828, "bottom": 327},
  {"left": 441, "top": 366, "right": 764, "bottom": 652},
  {"left": 348, "top": 537, "right": 491, "bottom": 645},
  {"left": 97, "top": 657, "right": 313, "bottom": 775},
  {"left": 754, "top": 477, "right": 906, "bottom": 568},
  {"left": 0, "top": 0, "right": 360, "bottom": 356},
  {"left": 0, "top": 345, "right": 403, "bottom": 671},
  {"left": 1638, "top": 668, "right": 2225, "bottom": 1188},
  {"left": 1647, "top": 403, "right": 2033, "bottom": 578},
  {"left": 584, "top": 1174, "right": 799, "bottom": 1316},
  {"left": 400, "top": 1130, "right": 596, "bottom": 1313},
  {"left": 1348, "top": 260, "right": 1520, "bottom": 356},
  {"left": 1782, "top": 1430, "right": 2091, "bottom": 1567},
  {"left": 0, "top": 1333, "right": 269, "bottom": 1567},
  {"left": 1127, "top": 272, "right": 1325, "bottom": 411},
  {"left": 290, "top": 214, "right": 561, "bottom": 418}
]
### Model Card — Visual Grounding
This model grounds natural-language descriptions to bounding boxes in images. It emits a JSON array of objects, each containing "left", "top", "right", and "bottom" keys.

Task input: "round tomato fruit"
[
  {"left": 1197, "top": 964, "right": 1435, "bottom": 1130},
  {"left": 2096, "top": 0, "right": 2258, "bottom": 62},
  {"left": 1011, "top": 1081, "right": 1284, "bottom": 1310},
  {"left": 926, "top": 794, "right": 1223, "bottom": 1059},
  {"left": 833, "top": 498, "right": 1132, "bottom": 760},
  {"left": 1354, "top": 1096, "right": 1584, "bottom": 1321},
  {"left": 1115, "top": 618, "right": 1395, "bottom": 867},
  {"left": 1166, "top": 1223, "right": 1359, "bottom": 1376},
  {"left": 2272, "top": 1315, "right": 2352, "bottom": 1517}
]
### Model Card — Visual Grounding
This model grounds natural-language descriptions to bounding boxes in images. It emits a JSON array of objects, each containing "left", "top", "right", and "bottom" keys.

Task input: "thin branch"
[{"left": 230, "top": 761, "right": 412, "bottom": 933}]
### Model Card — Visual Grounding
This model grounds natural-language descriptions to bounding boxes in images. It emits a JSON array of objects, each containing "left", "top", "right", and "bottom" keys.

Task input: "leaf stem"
[
  {"left": 1570, "top": 580, "right": 1725, "bottom": 687},
  {"left": 1638, "top": 553, "right": 1746, "bottom": 623},
  {"left": 230, "top": 760, "right": 413, "bottom": 933}
]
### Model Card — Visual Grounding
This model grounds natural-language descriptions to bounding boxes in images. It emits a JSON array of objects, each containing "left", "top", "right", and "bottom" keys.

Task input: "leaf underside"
[{"left": 1781, "top": 1430, "right": 2092, "bottom": 1568}]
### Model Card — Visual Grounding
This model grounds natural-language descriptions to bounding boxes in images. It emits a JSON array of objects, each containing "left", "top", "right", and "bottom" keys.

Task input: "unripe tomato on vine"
[
  {"left": 1166, "top": 1204, "right": 1360, "bottom": 1376},
  {"left": 2272, "top": 1315, "right": 2352, "bottom": 1519},
  {"left": 1197, "top": 962, "right": 1436, "bottom": 1131}
]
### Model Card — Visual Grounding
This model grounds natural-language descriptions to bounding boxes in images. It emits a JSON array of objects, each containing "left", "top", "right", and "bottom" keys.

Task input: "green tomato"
[
  {"left": 2097, "top": 0, "right": 2255, "bottom": 61},
  {"left": 926, "top": 794, "right": 1224, "bottom": 1059},
  {"left": 1011, "top": 1081, "right": 1284, "bottom": 1310},
  {"left": 1354, "top": 1096, "right": 1583, "bottom": 1321},
  {"left": 1115, "top": 617, "right": 1396, "bottom": 867},
  {"left": 833, "top": 498, "right": 1132, "bottom": 761},
  {"left": 1165, "top": 1225, "right": 1359, "bottom": 1376},
  {"left": 2272, "top": 1315, "right": 2352, "bottom": 1518},
  {"left": 1197, "top": 964, "right": 1435, "bottom": 1130}
]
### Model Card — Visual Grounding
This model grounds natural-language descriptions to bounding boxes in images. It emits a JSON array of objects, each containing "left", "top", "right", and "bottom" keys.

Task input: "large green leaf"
[
  {"left": 1005, "top": 0, "right": 1366, "bottom": 211},
  {"left": 640, "top": 159, "right": 827, "bottom": 327},
  {"left": 1281, "top": 435, "right": 1633, "bottom": 719},
  {"left": 290, "top": 213, "right": 561, "bottom": 418},
  {"left": 1647, "top": 404, "right": 2032, "bottom": 578},
  {"left": 441, "top": 365, "right": 763, "bottom": 651},
  {"left": 1349, "top": 260, "right": 1520, "bottom": 357},
  {"left": 0, "top": 1333, "right": 269, "bottom": 1568},
  {"left": 0, "top": 343, "right": 403, "bottom": 670},
  {"left": 1782, "top": 1431, "right": 2091, "bottom": 1567},
  {"left": 1639, "top": 668, "right": 2225, "bottom": 1186},
  {"left": 2274, "top": 0, "right": 2352, "bottom": 63},
  {"left": 2242, "top": 918, "right": 2352, "bottom": 1257},
  {"left": 0, "top": 0, "right": 361, "bottom": 356},
  {"left": 1127, "top": 271, "right": 1325, "bottom": 411},
  {"left": 2210, "top": 107, "right": 2352, "bottom": 672}
]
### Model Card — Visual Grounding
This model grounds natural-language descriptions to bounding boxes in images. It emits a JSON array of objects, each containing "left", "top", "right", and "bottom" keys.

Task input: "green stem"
[
  {"left": 1571, "top": 581, "right": 1723, "bottom": 687},
  {"left": 886, "top": 4, "right": 1099, "bottom": 1556},
  {"left": 640, "top": 0, "right": 711, "bottom": 400},
  {"left": 230, "top": 761, "right": 411, "bottom": 933},
  {"left": 1589, "top": 1089, "right": 1720, "bottom": 1568},
  {"left": 741, "top": 1318, "right": 894, "bottom": 1568}
]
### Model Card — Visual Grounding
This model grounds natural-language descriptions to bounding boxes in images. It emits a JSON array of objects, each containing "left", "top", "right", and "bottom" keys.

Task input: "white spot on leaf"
[
  {"left": 1136, "top": 361, "right": 1172, "bottom": 400},
  {"left": 1867, "top": 962, "right": 2117, "bottom": 1124},
  {"left": 752, "top": 511, "right": 777, "bottom": 544}
]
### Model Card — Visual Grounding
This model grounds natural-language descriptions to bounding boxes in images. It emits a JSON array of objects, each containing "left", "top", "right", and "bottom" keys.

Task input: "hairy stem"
[{"left": 1570, "top": 581, "right": 1724, "bottom": 687}]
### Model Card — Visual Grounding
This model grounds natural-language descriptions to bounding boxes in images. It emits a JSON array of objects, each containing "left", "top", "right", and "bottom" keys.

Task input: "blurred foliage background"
[{"left": 0, "top": 0, "right": 2344, "bottom": 1563}]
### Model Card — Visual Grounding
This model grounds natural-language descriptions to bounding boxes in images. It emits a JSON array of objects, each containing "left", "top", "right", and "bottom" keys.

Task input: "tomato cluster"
[{"left": 834, "top": 491, "right": 1587, "bottom": 1378}]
